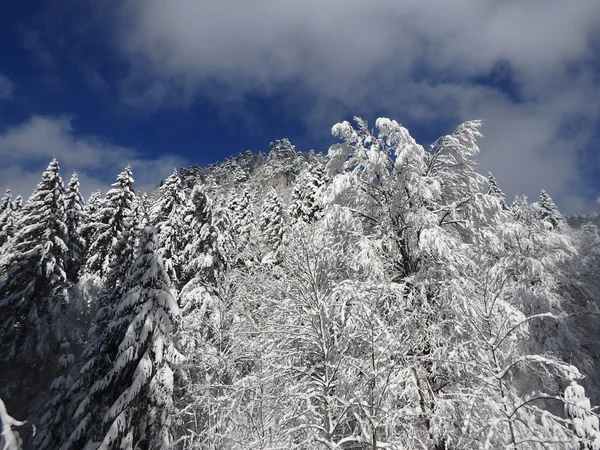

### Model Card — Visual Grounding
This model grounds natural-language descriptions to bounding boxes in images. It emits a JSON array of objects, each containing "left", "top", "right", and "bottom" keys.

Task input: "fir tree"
[
  {"left": 86, "top": 166, "right": 135, "bottom": 278},
  {"left": 0, "top": 191, "right": 14, "bottom": 251},
  {"left": 290, "top": 167, "right": 324, "bottom": 224},
  {"left": 64, "top": 172, "right": 86, "bottom": 282},
  {"left": 487, "top": 171, "right": 507, "bottom": 209},
  {"left": 181, "top": 186, "right": 221, "bottom": 290},
  {"left": 81, "top": 190, "right": 101, "bottom": 248},
  {"left": 151, "top": 169, "right": 187, "bottom": 290},
  {"left": 0, "top": 190, "right": 11, "bottom": 214},
  {"left": 258, "top": 188, "right": 285, "bottom": 260},
  {"left": 0, "top": 159, "right": 70, "bottom": 428},
  {"left": 228, "top": 187, "right": 255, "bottom": 255},
  {"left": 84, "top": 226, "right": 181, "bottom": 450},
  {"left": 538, "top": 189, "right": 566, "bottom": 229},
  {"left": 63, "top": 228, "right": 138, "bottom": 450},
  {"left": 0, "top": 157, "right": 70, "bottom": 362},
  {"left": 12, "top": 196, "right": 22, "bottom": 214}
]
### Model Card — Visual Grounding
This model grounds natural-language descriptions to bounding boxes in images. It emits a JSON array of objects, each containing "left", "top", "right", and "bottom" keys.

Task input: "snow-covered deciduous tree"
[
  {"left": 72, "top": 226, "right": 182, "bottom": 449},
  {"left": 85, "top": 166, "right": 135, "bottom": 278},
  {"left": 64, "top": 172, "right": 86, "bottom": 282},
  {"left": 565, "top": 379, "right": 600, "bottom": 449}
]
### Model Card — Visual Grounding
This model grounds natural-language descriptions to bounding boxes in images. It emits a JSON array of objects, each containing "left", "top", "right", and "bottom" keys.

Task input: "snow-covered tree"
[
  {"left": 0, "top": 397, "right": 25, "bottom": 450},
  {"left": 80, "top": 190, "right": 101, "bottom": 247},
  {"left": 538, "top": 189, "right": 566, "bottom": 230},
  {"left": 0, "top": 191, "right": 15, "bottom": 252},
  {"left": 290, "top": 167, "right": 324, "bottom": 224},
  {"left": 86, "top": 166, "right": 135, "bottom": 278},
  {"left": 0, "top": 190, "right": 11, "bottom": 214},
  {"left": 180, "top": 186, "right": 221, "bottom": 291},
  {"left": 258, "top": 188, "right": 285, "bottom": 261},
  {"left": 0, "top": 158, "right": 70, "bottom": 362},
  {"left": 565, "top": 379, "right": 600, "bottom": 449},
  {"left": 151, "top": 169, "right": 187, "bottom": 290},
  {"left": 0, "top": 158, "right": 71, "bottom": 432},
  {"left": 63, "top": 228, "right": 137, "bottom": 450},
  {"left": 227, "top": 187, "right": 255, "bottom": 258},
  {"left": 487, "top": 171, "right": 507, "bottom": 209},
  {"left": 71, "top": 226, "right": 182, "bottom": 449},
  {"left": 64, "top": 172, "right": 86, "bottom": 282},
  {"left": 33, "top": 339, "right": 75, "bottom": 450}
]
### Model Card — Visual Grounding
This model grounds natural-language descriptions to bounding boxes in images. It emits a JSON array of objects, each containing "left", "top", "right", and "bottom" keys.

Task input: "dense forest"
[{"left": 1, "top": 117, "right": 600, "bottom": 449}]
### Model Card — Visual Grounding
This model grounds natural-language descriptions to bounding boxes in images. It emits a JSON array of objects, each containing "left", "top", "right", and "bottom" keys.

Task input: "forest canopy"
[{"left": 1, "top": 117, "right": 600, "bottom": 449}]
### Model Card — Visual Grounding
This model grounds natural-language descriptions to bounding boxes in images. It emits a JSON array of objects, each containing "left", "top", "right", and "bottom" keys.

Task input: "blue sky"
[{"left": 1, "top": 0, "right": 599, "bottom": 212}]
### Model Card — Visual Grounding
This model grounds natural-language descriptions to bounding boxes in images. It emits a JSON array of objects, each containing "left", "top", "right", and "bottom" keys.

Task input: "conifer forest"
[{"left": 3, "top": 117, "right": 600, "bottom": 449}]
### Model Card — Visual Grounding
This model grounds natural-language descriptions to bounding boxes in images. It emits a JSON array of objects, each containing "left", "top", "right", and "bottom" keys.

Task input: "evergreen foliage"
[
  {"left": 86, "top": 166, "right": 135, "bottom": 278},
  {"left": 64, "top": 172, "right": 86, "bottom": 282}
]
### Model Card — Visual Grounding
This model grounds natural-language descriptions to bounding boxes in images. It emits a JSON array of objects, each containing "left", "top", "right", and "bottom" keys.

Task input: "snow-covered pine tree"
[
  {"left": 227, "top": 186, "right": 255, "bottom": 258},
  {"left": 85, "top": 166, "right": 135, "bottom": 278},
  {"left": 73, "top": 226, "right": 181, "bottom": 449},
  {"left": 150, "top": 169, "right": 187, "bottom": 290},
  {"left": 33, "top": 339, "right": 75, "bottom": 450},
  {"left": 487, "top": 171, "right": 508, "bottom": 209},
  {"left": 212, "top": 204, "right": 236, "bottom": 267},
  {"left": 64, "top": 172, "right": 86, "bottom": 282},
  {"left": 0, "top": 191, "right": 15, "bottom": 252},
  {"left": 11, "top": 196, "right": 22, "bottom": 214},
  {"left": 180, "top": 186, "right": 221, "bottom": 292},
  {"left": 0, "top": 190, "right": 11, "bottom": 214},
  {"left": 0, "top": 158, "right": 70, "bottom": 417},
  {"left": 290, "top": 167, "right": 324, "bottom": 224},
  {"left": 139, "top": 192, "right": 152, "bottom": 226},
  {"left": 258, "top": 188, "right": 285, "bottom": 262},
  {"left": 538, "top": 189, "right": 567, "bottom": 230},
  {"left": 62, "top": 227, "right": 136, "bottom": 450}
]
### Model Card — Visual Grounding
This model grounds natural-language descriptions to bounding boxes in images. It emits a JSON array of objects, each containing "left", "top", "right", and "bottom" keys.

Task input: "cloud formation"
[
  {"left": 107, "top": 0, "right": 600, "bottom": 212},
  {"left": 0, "top": 116, "right": 187, "bottom": 199},
  {"left": 0, "top": 73, "right": 14, "bottom": 101}
]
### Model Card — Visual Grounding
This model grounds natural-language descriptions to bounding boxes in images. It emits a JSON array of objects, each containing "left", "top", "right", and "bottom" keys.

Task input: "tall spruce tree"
[
  {"left": 0, "top": 191, "right": 14, "bottom": 252},
  {"left": 86, "top": 166, "right": 135, "bottom": 278},
  {"left": 151, "top": 169, "right": 187, "bottom": 290},
  {"left": 96, "top": 226, "right": 181, "bottom": 449},
  {"left": 290, "top": 167, "right": 324, "bottom": 224},
  {"left": 63, "top": 228, "right": 138, "bottom": 450},
  {"left": 538, "top": 189, "right": 566, "bottom": 229},
  {"left": 487, "top": 171, "right": 508, "bottom": 209},
  {"left": 0, "top": 158, "right": 70, "bottom": 424},
  {"left": 64, "top": 172, "right": 86, "bottom": 282},
  {"left": 0, "top": 157, "right": 70, "bottom": 361},
  {"left": 258, "top": 188, "right": 285, "bottom": 261}
]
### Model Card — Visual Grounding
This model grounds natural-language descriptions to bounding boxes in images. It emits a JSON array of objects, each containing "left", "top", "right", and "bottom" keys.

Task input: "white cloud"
[
  {"left": 0, "top": 116, "right": 187, "bottom": 200},
  {"left": 100, "top": 0, "right": 600, "bottom": 212},
  {"left": 0, "top": 73, "right": 14, "bottom": 101}
]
